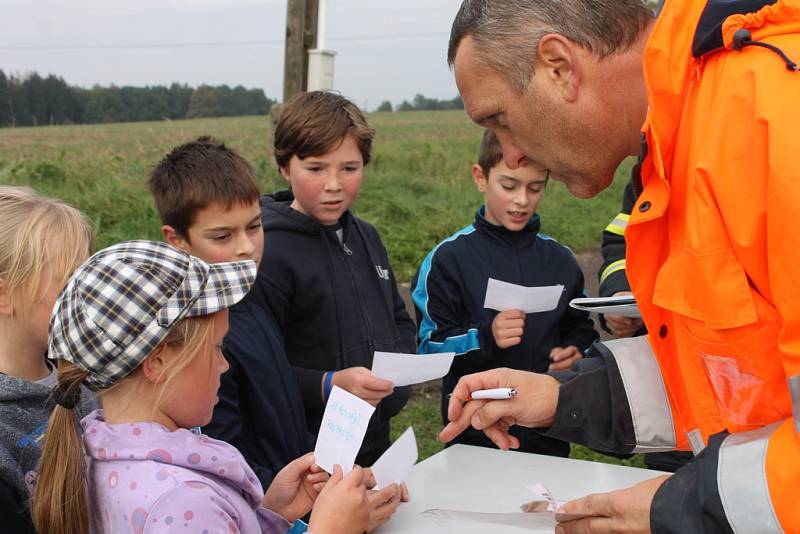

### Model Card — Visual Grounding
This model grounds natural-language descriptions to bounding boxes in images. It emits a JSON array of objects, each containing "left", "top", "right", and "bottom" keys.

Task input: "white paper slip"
[
  {"left": 569, "top": 296, "right": 641, "bottom": 318},
  {"left": 483, "top": 278, "right": 564, "bottom": 313},
  {"left": 371, "top": 351, "right": 455, "bottom": 387},
  {"left": 370, "top": 427, "right": 418, "bottom": 489},
  {"left": 422, "top": 482, "right": 593, "bottom": 528},
  {"left": 313, "top": 386, "right": 375, "bottom": 476},
  {"left": 421, "top": 508, "right": 558, "bottom": 529}
]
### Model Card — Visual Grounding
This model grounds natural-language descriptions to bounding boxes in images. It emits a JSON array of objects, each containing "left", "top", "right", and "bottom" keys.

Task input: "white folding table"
[{"left": 377, "top": 444, "right": 666, "bottom": 533}]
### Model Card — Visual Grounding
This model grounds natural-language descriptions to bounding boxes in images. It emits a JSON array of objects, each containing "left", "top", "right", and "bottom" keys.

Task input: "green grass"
[
  {"left": 0, "top": 111, "right": 632, "bottom": 280},
  {"left": 0, "top": 112, "right": 642, "bottom": 467}
]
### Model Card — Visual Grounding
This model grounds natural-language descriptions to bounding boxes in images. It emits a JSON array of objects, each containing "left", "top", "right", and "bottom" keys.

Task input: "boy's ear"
[
  {"left": 161, "top": 225, "right": 190, "bottom": 253},
  {"left": 278, "top": 166, "right": 291, "bottom": 183},
  {"left": 536, "top": 34, "right": 582, "bottom": 103},
  {"left": 141, "top": 344, "right": 169, "bottom": 384},
  {"left": 472, "top": 164, "right": 489, "bottom": 193},
  {"left": 0, "top": 278, "right": 13, "bottom": 317}
]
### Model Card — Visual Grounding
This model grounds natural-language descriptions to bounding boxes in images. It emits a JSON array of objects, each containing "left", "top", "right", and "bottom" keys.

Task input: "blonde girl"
[
  {"left": 32, "top": 240, "right": 370, "bottom": 534},
  {"left": 0, "top": 185, "right": 95, "bottom": 532}
]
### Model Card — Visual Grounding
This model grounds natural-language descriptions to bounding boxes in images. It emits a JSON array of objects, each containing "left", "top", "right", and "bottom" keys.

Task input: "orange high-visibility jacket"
[{"left": 626, "top": 0, "right": 800, "bottom": 530}]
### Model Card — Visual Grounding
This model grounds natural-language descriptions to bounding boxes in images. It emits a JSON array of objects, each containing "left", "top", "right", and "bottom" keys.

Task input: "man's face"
[{"left": 454, "top": 36, "right": 623, "bottom": 199}]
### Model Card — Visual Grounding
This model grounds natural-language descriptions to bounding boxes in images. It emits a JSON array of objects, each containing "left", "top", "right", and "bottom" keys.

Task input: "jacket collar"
[
  {"left": 261, "top": 190, "right": 355, "bottom": 236},
  {"left": 474, "top": 205, "right": 540, "bottom": 248}
]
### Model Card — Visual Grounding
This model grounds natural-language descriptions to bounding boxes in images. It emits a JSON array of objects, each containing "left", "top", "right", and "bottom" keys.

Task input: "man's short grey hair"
[{"left": 448, "top": 0, "right": 654, "bottom": 92}]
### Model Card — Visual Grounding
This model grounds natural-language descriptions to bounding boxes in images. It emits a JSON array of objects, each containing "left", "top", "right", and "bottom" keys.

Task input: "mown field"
[{"left": 0, "top": 111, "right": 643, "bottom": 467}]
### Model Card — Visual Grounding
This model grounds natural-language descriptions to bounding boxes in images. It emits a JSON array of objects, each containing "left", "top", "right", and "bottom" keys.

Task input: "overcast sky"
[{"left": 1, "top": 0, "right": 463, "bottom": 110}]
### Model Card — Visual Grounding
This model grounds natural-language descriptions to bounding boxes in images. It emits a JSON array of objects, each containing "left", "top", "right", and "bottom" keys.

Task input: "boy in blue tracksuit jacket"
[{"left": 411, "top": 129, "right": 598, "bottom": 457}]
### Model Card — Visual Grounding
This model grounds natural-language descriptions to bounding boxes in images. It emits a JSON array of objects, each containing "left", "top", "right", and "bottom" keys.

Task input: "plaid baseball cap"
[{"left": 48, "top": 240, "right": 256, "bottom": 390}]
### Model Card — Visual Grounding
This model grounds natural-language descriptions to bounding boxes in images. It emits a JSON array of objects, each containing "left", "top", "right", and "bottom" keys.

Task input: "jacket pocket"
[
  {"left": 653, "top": 247, "right": 757, "bottom": 329},
  {"left": 683, "top": 318, "right": 788, "bottom": 430}
]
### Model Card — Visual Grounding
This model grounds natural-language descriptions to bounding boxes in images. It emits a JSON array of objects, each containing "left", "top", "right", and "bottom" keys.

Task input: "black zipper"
[
  {"left": 513, "top": 232, "right": 533, "bottom": 369},
  {"left": 339, "top": 232, "right": 374, "bottom": 352}
]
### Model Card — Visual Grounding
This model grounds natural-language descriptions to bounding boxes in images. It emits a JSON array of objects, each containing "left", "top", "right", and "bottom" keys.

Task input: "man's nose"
[{"left": 496, "top": 132, "right": 528, "bottom": 170}]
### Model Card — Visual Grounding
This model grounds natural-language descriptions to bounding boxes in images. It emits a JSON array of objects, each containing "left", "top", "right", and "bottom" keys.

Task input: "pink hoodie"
[{"left": 82, "top": 409, "right": 290, "bottom": 534}]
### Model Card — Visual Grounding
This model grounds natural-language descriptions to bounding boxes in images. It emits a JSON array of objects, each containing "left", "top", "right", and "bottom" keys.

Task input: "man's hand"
[
  {"left": 332, "top": 367, "right": 394, "bottom": 406},
  {"left": 605, "top": 292, "right": 643, "bottom": 337},
  {"left": 548, "top": 345, "right": 582, "bottom": 371},
  {"left": 555, "top": 475, "right": 669, "bottom": 534},
  {"left": 492, "top": 310, "right": 526, "bottom": 348},
  {"left": 439, "top": 368, "right": 560, "bottom": 450}
]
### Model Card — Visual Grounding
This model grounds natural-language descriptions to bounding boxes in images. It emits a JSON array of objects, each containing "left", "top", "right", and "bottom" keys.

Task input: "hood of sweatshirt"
[
  {"left": 0, "top": 372, "right": 55, "bottom": 402},
  {"left": 261, "top": 189, "right": 354, "bottom": 236},
  {"left": 82, "top": 409, "right": 264, "bottom": 508}
]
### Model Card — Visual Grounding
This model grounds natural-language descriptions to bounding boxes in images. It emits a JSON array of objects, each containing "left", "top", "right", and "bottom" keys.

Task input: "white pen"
[{"left": 469, "top": 387, "right": 517, "bottom": 400}]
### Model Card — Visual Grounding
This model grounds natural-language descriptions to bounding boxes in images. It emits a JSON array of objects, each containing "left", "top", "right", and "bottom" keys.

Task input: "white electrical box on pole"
[{"left": 307, "top": 0, "right": 336, "bottom": 91}]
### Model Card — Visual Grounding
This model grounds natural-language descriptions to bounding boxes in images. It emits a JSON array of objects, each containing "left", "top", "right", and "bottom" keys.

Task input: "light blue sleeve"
[{"left": 286, "top": 518, "right": 308, "bottom": 534}]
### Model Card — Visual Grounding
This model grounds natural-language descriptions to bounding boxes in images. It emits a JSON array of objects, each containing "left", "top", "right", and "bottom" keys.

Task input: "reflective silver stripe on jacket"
[
  {"left": 602, "top": 336, "right": 676, "bottom": 451},
  {"left": 718, "top": 423, "right": 783, "bottom": 534},
  {"left": 790, "top": 374, "right": 800, "bottom": 433},
  {"left": 686, "top": 428, "right": 705, "bottom": 455}
]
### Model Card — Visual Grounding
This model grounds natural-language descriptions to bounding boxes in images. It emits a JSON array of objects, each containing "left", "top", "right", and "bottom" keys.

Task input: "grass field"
[
  {"left": 0, "top": 111, "right": 643, "bottom": 468},
  {"left": 0, "top": 111, "right": 632, "bottom": 280}
]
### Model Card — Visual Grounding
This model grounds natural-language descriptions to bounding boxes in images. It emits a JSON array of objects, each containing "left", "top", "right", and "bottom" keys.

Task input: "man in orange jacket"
[{"left": 440, "top": 0, "right": 800, "bottom": 532}]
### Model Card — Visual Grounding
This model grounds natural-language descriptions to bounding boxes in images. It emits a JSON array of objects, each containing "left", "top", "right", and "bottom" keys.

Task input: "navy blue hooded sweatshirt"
[
  {"left": 203, "top": 296, "right": 313, "bottom": 489},
  {"left": 411, "top": 207, "right": 598, "bottom": 456},
  {"left": 256, "top": 190, "right": 415, "bottom": 466}
]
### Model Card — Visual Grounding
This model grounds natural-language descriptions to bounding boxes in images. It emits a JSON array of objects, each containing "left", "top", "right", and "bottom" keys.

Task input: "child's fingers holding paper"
[{"left": 366, "top": 485, "right": 401, "bottom": 532}]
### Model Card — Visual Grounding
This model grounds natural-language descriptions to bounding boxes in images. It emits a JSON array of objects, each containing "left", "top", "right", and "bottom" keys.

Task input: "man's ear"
[
  {"left": 472, "top": 164, "right": 488, "bottom": 193},
  {"left": 161, "top": 225, "right": 190, "bottom": 253},
  {"left": 0, "top": 279, "right": 13, "bottom": 317},
  {"left": 141, "top": 344, "right": 169, "bottom": 384},
  {"left": 536, "top": 34, "right": 582, "bottom": 103}
]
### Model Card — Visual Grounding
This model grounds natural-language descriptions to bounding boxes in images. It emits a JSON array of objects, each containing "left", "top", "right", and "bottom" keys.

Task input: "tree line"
[
  {"left": 0, "top": 69, "right": 275, "bottom": 127},
  {"left": 378, "top": 94, "right": 464, "bottom": 112}
]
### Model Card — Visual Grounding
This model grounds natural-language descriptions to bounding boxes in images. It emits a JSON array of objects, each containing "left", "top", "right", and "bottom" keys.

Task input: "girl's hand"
[
  {"left": 366, "top": 484, "right": 402, "bottom": 532},
  {"left": 308, "top": 465, "right": 370, "bottom": 534},
  {"left": 263, "top": 453, "right": 327, "bottom": 522}
]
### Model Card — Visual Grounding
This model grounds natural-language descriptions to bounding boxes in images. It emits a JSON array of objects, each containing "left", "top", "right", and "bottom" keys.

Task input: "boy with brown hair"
[
  {"left": 256, "top": 91, "right": 416, "bottom": 467},
  {"left": 411, "top": 129, "right": 597, "bottom": 456},
  {"left": 148, "top": 137, "right": 313, "bottom": 488}
]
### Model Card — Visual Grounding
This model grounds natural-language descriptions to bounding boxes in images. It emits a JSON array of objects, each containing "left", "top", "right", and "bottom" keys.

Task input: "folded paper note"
[
  {"left": 483, "top": 278, "right": 564, "bottom": 313},
  {"left": 371, "top": 351, "right": 455, "bottom": 387},
  {"left": 370, "top": 427, "right": 418, "bottom": 489},
  {"left": 313, "top": 386, "right": 375, "bottom": 475}
]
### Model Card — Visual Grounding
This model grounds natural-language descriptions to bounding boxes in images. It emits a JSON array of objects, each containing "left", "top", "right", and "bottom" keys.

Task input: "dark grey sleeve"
[
  {"left": 536, "top": 343, "right": 637, "bottom": 454},
  {"left": 650, "top": 432, "right": 732, "bottom": 534}
]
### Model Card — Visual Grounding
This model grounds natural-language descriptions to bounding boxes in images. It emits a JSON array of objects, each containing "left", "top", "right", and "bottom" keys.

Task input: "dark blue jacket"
[
  {"left": 411, "top": 207, "right": 598, "bottom": 454},
  {"left": 203, "top": 297, "right": 313, "bottom": 489},
  {"left": 256, "top": 190, "right": 415, "bottom": 466},
  {"left": 0, "top": 477, "right": 34, "bottom": 534}
]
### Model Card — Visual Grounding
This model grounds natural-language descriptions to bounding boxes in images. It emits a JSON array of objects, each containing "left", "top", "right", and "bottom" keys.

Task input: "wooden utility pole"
[
  {"left": 283, "top": 0, "right": 319, "bottom": 102},
  {"left": 302, "top": 0, "right": 319, "bottom": 91}
]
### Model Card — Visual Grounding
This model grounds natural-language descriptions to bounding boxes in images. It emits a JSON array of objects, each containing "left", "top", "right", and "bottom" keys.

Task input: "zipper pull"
[{"left": 342, "top": 242, "right": 353, "bottom": 256}]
